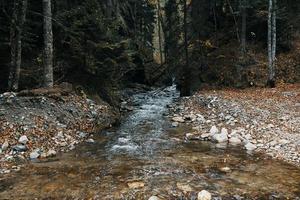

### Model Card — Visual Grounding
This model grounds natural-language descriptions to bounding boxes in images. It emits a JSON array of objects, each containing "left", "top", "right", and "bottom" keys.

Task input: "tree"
[
  {"left": 268, "top": 0, "right": 277, "bottom": 87},
  {"left": 43, "top": 0, "right": 53, "bottom": 88},
  {"left": 241, "top": 0, "right": 247, "bottom": 56},
  {"left": 180, "top": 0, "right": 191, "bottom": 96},
  {"left": 8, "top": 0, "right": 28, "bottom": 91}
]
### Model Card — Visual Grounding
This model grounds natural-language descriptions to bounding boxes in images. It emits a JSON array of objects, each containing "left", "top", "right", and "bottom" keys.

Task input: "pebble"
[
  {"left": 18, "top": 135, "right": 29, "bottom": 144},
  {"left": 245, "top": 143, "right": 257, "bottom": 151},
  {"left": 30, "top": 150, "right": 40, "bottom": 160},
  {"left": 148, "top": 196, "right": 160, "bottom": 200},
  {"left": 197, "top": 190, "right": 212, "bottom": 200},
  {"left": 210, "top": 126, "right": 219, "bottom": 135},
  {"left": 1, "top": 141, "right": 9, "bottom": 151},
  {"left": 86, "top": 138, "right": 95, "bottom": 143},
  {"left": 229, "top": 137, "right": 242, "bottom": 145},
  {"left": 172, "top": 116, "right": 185, "bottom": 123},
  {"left": 13, "top": 144, "right": 27, "bottom": 152}
]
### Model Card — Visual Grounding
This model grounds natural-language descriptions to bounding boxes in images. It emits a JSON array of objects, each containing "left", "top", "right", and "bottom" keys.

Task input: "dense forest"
[
  {"left": 0, "top": 1, "right": 300, "bottom": 199},
  {"left": 1, "top": 0, "right": 299, "bottom": 97}
]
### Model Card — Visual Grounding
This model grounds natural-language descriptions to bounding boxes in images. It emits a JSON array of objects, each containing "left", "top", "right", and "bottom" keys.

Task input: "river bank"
[
  {"left": 170, "top": 83, "right": 300, "bottom": 167},
  {"left": 0, "top": 84, "right": 119, "bottom": 174}
]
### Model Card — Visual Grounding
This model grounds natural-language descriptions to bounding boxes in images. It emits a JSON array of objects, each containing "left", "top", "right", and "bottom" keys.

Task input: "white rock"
[
  {"left": 30, "top": 150, "right": 40, "bottom": 160},
  {"left": 212, "top": 133, "right": 228, "bottom": 143},
  {"left": 221, "top": 127, "right": 228, "bottom": 135},
  {"left": 229, "top": 137, "right": 242, "bottom": 145},
  {"left": 209, "top": 126, "right": 219, "bottom": 135},
  {"left": 197, "top": 190, "right": 212, "bottom": 200},
  {"left": 172, "top": 116, "right": 185, "bottom": 123},
  {"left": 172, "top": 122, "right": 179, "bottom": 127},
  {"left": 148, "top": 196, "right": 160, "bottom": 200},
  {"left": 18, "top": 135, "right": 29, "bottom": 144},
  {"left": 1, "top": 141, "right": 9, "bottom": 151},
  {"left": 46, "top": 149, "right": 57, "bottom": 157},
  {"left": 86, "top": 138, "right": 95, "bottom": 143},
  {"left": 245, "top": 143, "right": 257, "bottom": 151}
]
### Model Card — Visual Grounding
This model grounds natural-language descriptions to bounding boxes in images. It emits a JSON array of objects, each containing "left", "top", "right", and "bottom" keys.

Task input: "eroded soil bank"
[{"left": 0, "top": 84, "right": 119, "bottom": 174}]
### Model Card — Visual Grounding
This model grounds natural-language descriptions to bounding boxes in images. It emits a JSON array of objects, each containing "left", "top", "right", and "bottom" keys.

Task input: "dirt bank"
[
  {"left": 170, "top": 84, "right": 300, "bottom": 167},
  {"left": 0, "top": 84, "right": 119, "bottom": 174}
]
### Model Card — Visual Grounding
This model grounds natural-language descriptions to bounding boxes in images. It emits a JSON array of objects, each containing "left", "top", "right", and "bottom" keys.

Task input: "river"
[{"left": 0, "top": 85, "right": 299, "bottom": 199}]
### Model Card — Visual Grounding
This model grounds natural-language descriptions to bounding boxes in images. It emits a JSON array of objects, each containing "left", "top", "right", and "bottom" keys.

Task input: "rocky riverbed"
[
  {"left": 0, "top": 84, "right": 118, "bottom": 174},
  {"left": 169, "top": 84, "right": 300, "bottom": 167}
]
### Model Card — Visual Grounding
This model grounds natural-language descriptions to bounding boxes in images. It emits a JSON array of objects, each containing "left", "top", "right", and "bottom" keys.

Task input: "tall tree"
[
  {"left": 180, "top": 0, "right": 191, "bottom": 96},
  {"left": 241, "top": 0, "right": 247, "bottom": 56},
  {"left": 8, "top": 0, "right": 28, "bottom": 91},
  {"left": 43, "top": 0, "right": 53, "bottom": 87},
  {"left": 268, "top": 0, "right": 277, "bottom": 87}
]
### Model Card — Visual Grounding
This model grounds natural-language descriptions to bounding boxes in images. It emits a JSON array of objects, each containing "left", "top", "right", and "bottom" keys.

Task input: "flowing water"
[{"left": 0, "top": 86, "right": 300, "bottom": 199}]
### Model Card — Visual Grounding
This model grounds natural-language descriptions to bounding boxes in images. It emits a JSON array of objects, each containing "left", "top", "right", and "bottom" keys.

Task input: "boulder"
[
  {"left": 13, "top": 144, "right": 27, "bottom": 152},
  {"left": 197, "top": 190, "right": 212, "bottom": 200}
]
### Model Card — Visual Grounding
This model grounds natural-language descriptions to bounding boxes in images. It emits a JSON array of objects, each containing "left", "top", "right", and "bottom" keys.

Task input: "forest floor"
[
  {"left": 0, "top": 84, "right": 119, "bottom": 174},
  {"left": 170, "top": 83, "right": 300, "bottom": 167}
]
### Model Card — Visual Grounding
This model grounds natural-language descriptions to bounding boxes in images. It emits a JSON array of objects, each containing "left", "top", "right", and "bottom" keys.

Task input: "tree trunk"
[
  {"left": 241, "top": 0, "right": 247, "bottom": 56},
  {"left": 180, "top": 0, "right": 191, "bottom": 97},
  {"left": 43, "top": 0, "right": 54, "bottom": 88},
  {"left": 8, "top": 0, "right": 28, "bottom": 91},
  {"left": 157, "top": 0, "right": 163, "bottom": 66},
  {"left": 267, "top": 0, "right": 276, "bottom": 87}
]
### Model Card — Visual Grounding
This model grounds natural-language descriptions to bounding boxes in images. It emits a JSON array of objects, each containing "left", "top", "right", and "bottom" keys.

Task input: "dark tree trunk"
[
  {"left": 241, "top": 0, "right": 247, "bottom": 56},
  {"left": 180, "top": 0, "right": 191, "bottom": 97},
  {"left": 8, "top": 0, "right": 28, "bottom": 91},
  {"left": 43, "top": 0, "right": 54, "bottom": 88}
]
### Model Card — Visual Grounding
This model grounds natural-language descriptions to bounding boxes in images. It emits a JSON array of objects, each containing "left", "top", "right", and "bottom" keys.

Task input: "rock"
[
  {"left": 2, "top": 141, "right": 9, "bottom": 151},
  {"left": 212, "top": 128, "right": 228, "bottom": 143},
  {"left": 78, "top": 131, "right": 87, "bottom": 138},
  {"left": 127, "top": 181, "right": 145, "bottom": 189},
  {"left": 245, "top": 143, "right": 257, "bottom": 151},
  {"left": 220, "top": 167, "right": 231, "bottom": 173},
  {"left": 229, "top": 137, "right": 242, "bottom": 145},
  {"left": 148, "top": 196, "right": 160, "bottom": 200},
  {"left": 172, "top": 122, "right": 179, "bottom": 127},
  {"left": 197, "top": 190, "right": 212, "bottom": 200},
  {"left": 184, "top": 114, "right": 197, "bottom": 121},
  {"left": 172, "top": 116, "right": 185, "bottom": 123},
  {"left": 46, "top": 149, "right": 57, "bottom": 157},
  {"left": 210, "top": 125, "right": 219, "bottom": 135},
  {"left": 185, "top": 133, "right": 200, "bottom": 140},
  {"left": 86, "top": 138, "right": 95, "bottom": 143},
  {"left": 30, "top": 150, "right": 40, "bottom": 160},
  {"left": 176, "top": 182, "right": 193, "bottom": 192},
  {"left": 221, "top": 127, "right": 228, "bottom": 135},
  {"left": 13, "top": 144, "right": 27, "bottom": 152},
  {"left": 18, "top": 135, "right": 29, "bottom": 144}
]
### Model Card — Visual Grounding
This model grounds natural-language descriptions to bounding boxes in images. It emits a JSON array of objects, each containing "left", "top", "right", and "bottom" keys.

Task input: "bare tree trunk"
[
  {"left": 241, "top": 0, "right": 247, "bottom": 56},
  {"left": 271, "top": 0, "right": 277, "bottom": 81},
  {"left": 8, "top": 0, "right": 27, "bottom": 91},
  {"left": 43, "top": 0, "right": 54, "bottom": 88},
  {"left": 267, "top": 0, "right": 276, "bottom": 87},
  {"left": 157, "top": 0, "right": 163, "bottom": 66},
  {"left": 180, "top": 0, "right": 191, "bottom": 97}
]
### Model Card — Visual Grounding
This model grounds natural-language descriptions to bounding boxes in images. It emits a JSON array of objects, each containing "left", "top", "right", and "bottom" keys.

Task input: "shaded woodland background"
[{"left": 0, "top": 0, "right": 299, "bottom": 102}]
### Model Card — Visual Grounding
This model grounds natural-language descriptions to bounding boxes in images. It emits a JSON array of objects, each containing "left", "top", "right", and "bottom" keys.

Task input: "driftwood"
[{"left": 17, "top": 82, "right": 73, "bottom": 97}]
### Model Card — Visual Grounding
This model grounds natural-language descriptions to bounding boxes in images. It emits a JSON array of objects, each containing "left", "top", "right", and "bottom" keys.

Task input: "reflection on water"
[{"left": 0, "top": 85, "right": 299, "bottom": 199}]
